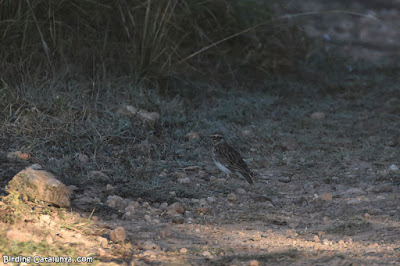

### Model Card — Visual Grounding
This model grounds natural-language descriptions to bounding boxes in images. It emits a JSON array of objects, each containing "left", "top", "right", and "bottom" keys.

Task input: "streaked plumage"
[{"left": 209, "top": 132, "right": 254, "bottom": 185}]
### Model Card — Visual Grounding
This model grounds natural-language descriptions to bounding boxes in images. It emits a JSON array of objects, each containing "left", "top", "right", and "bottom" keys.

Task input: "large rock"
[{"left": 7, "top": 168, "right": 72, "bottom": 207}]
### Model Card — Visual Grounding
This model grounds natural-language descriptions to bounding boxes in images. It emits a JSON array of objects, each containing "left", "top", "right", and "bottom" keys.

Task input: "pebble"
[
  {"left": 180, "top": 248, "right": 188, "bottom": 254},
  {"left": 168, "top": 202, "right": 185, "bottom": 214},
  {"left": 160, "top": 202, "right": 168, "bottom": 210},
  {"left": 279, "top": 176, "right": 291, "bottom": 183},
  {"left": 227, "top": 193, "right": 237, "bottom": 203},
  {"left": 178, "top": 177, "right": 191, "bottom": 184},
  {"left": 197, "top": 208, "right": 208, "bottom": 214},
  {"left": 142, "top": 250, "right": 158, "bottom": 258},
  {"left": 77, "top": 153, "right": 89, "bottom": 163},
  {"left": 371, "top": 184, "right": 393, "bottom": 193},
  {"left": 241, "top": 129, "right": 253, "bottom": 136},
  {"left": 29, "top": 164, "right": 43, "bottom": 170},
  {"left": 281, "top": 138, "right": 299, "bottom": 151},
  {"left": 389, "top": 164, "right": 399, "bottom": 172},
  {"left": 106, "top": 195, "right": 127, "bottom": 210},
  {"left": 185, "top": 132, "right": 200, "bottom": 141},
  {"left": 171, "top": 215, "right": 184, "bottom": 224},
  {"left": 110, "top": 226, "right": 126, "bottom": 243},
  {"left": 250, "top": 260, "right": 260, "bottom": 266},
  {"left": 346, "top": 198, "right": 361, "bottom": 205},
  {"left": 207, "top": 196, "right": 216, "bottom": 203},
  {"left": 236, "top": 188, "right": 246, "bottom": 194},
  {"left": 199, "top": 198, "right": 207, "bottom": 207},
  {"left": 202, "top": 251, "right": 213, "bottom": 258},
  {"left": 343, "top": 187, "right": 366, "bottom": 196},
  {"left": 143, "top": 240, "right": 160, "bottom": 250},
  {"left": 310, "top": 111, "right": 326, "bottom": 120},
  {"left": 321, "top": 193, "right": 333, "bottom": 201},
  {"left": 332, "top": 176, "right": 340, "bottom": 182}
]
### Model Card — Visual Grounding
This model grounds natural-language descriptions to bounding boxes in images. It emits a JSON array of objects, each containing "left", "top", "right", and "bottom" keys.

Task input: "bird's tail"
[{"left": 237, "top": 171, "right": 254, "bottom": 185}]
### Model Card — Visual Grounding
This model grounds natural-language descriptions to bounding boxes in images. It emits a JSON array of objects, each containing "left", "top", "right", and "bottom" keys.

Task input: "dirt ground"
[{"left": 1, "top": 0, "right": 400, "bottom": 265}]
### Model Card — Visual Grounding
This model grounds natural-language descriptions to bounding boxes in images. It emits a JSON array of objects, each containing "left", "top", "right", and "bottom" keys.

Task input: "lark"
[{"left": 209, "top": 132, "right": 254, "bottom": 184}]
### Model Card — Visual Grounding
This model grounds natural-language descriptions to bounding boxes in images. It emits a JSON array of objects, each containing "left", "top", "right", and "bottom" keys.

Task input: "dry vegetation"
[{"left": 1, "top": 0, "right": 400, "bottom": 265}]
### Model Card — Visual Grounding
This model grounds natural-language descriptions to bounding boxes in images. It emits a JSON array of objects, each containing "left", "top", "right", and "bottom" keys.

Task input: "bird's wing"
[{"left": 216, "top": 144, "right": 252, "bottom": 173}]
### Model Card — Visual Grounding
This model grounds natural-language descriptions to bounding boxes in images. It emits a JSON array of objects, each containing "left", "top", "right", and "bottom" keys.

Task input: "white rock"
[{"left": 389, "top": 164, "right": 399, "bottom": 172}]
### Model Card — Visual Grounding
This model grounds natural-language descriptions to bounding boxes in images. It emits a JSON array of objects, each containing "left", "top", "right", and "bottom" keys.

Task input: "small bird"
[{"left": 209, "top": 132, "right": 254, "bottom": 184}]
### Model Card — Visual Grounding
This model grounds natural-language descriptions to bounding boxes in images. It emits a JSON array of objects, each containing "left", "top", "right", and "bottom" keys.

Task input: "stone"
[
  {"left": 209, "top": 176, "right": 217, "bottom": 182},
  {"left": 89, "top": 171, "right": 110, "bottom": 182},
  {"left": 281, "top": 138, "right": 299, "bottom": 151},
  {"left": 77, "top": 153, "right": 89, "bottom": 164},
  {"left": 241, "top": 129, "right": 253, "bottom": 136},
  {"left": 185, "top": 132, "right": 200, "bottom": 141},
  {"left": 110, "top": 226, "right": 126, "bottom": 243},
  {"left": 207, "top": 196, "right": 216, "bottom": 203},
  {"left": 197, "top": 208, "right": 208, "bottom": 214},
  {"left": 389, "top": 164, "right": 399, "bottom": 172},
  {"left": 227, "top": 193, "right": 237, "bottom": 203},
  {"left": 250, "top": 260, "right": 260, "bottom": 266},
  {"left": 184, "top": 165, "right": 202, "bottom": 173},
  {"left": 371, "top": 184, "right": 393, "bottom": 193},
  {"left": 179, "top": 248, "right": 188, "bottom": 254},
  {"left": 321, "top": 193, "right": 333, "bottom": 201},
  {"left": 236, "top": 188, "right": 246, "bottom": 195},
  {"left": 177, "top": 177, "right": 191, "bottom": 184},
  {"left": 202, "top": 251, "right": 213, "bottom": 258},
  {"left": 7, "top": 151, "right": 30, "bottom": 160},
  {"left": 106, "top": 195, "right": 127, "bottom": 211},
  {"left": 310, "top": 111, "right": 326, "bottom": 120},
  {"left": 29, "top": 164, "right": 42, "bottom": 170},
  {"left": 278, "top": 176, "right": 291, "bottom": 183},
  {"left": 198, "top": 198, "right": 207, "bottom": 208},
  {"left": 143, "top": 240, "right": 160, "bottom": 250},
  {"left": 160, "top": 202, "right": 168, "bottom": 210},
  {"left": 343, "top": 187, "right": 365, "bottom": 196},
  {"left": 8, "top": 168, "right": 72, "bottom": 207},
  {"left": 168, "top": 202, "right": 185, "bottom": 215},
  {"left": 171, "top": 215, "right": 184, "bottom": 224}
]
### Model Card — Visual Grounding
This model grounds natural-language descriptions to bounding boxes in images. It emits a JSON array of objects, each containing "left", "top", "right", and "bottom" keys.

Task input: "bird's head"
[{"left": 209, "top": 132, "right": 225, "bottom": 145}]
